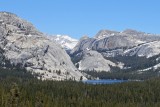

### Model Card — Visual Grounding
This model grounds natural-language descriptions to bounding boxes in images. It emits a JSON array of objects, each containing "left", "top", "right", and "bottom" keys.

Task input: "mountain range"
[
  {"left": 69, "top": 29, "right": 160, "bottom": 74},
  {"left": 46, "top": 35, "right": 78, "bottom": 51},
  {"left": 0, "top": 12, "right": 86, "bottom": 81},
  {"left": 1, "top": 11, "right": 160, "bottom": 80}
]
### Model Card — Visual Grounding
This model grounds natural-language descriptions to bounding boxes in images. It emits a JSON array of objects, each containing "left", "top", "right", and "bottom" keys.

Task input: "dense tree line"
[
  {"left": 83, "top": 69, "right": 160, "bottom": 80},
  {"left": 0, "top": 68, "right": 160, "bottom": 107},
  {"left": 71, "top": 51, "right": 160, "bottom": 80},
  {"left": 81, "top": 54, "right": 160, "bottom": 80},
  {"left": 106, "top": 54, "right": 160, "bottom": 71}
]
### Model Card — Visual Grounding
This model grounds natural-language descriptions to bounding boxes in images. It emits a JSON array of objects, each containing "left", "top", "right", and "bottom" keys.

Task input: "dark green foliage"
[
  {"left": 8, "top": 83, "right": 20, "bottom": 107},
  {"left": 71, "top": 50, "right": 160, "bottom": 80},
  {"left": 80, "top": 76, "right": 83, "bottom": 81},
  {"left": 82, "top": 55, "right": 160, "bottom": 80},
  {"left": 70, "top": 51, "right": 83, "bottom": 64},
  {"left": 96, "top": 46, "right": 129, "bottom": 53},
  {"left": 35, "top": 91, "right": 44, "bottom": 107},
  {"left": 106, "top": 54, "right": 160, "bottom": 71},
  {"left": 0, "top": 67, "right": 35, "bottom": 80},
  {"left": 0, "top": 68, "right": 160, "bottom": 107},
  {"left": 56, "top": 70, "right": 61, "bottom": 75},
  {"left": 83, "top": 69, "right": 160, "bottom": 80},
  {"left": 82, "top": 54, "right": 160, "bottom": 80}
]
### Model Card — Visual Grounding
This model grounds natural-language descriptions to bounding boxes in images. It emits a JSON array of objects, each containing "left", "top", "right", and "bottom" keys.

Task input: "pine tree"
[
  {"left": 8, "top": 83, "right": 20, "bottom": 107},
  {"left": 35, "top": 91, "right": 44, "bottom": 107},
  {"left": 80, "top": 76, "right": 83, "bottom": 81}
]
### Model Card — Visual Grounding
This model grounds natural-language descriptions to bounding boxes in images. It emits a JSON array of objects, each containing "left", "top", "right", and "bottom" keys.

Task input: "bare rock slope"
[
  {"left": 78, "top": 50, "right": 116, "bottom": 71},
  {"left": 71, "top": 29, "right": 160, "bottom": 72},
  {"left": 0, "top": 12, "right": 86, "bottom": 80}
]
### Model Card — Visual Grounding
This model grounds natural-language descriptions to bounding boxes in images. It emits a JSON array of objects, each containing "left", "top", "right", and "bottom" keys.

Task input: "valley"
[
  {"left": 0, "top": 11, "right": 160, "bottom": 107},
  {"left": 0, "top": 68, "right": 160, "bottom": 107},
  {"left": 1, "top": 12, "right": 160, "bottom": 81}
]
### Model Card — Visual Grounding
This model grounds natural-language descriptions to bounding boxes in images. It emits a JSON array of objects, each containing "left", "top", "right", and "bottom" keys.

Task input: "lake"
[{"left": 83, "top": 79, "right": 128, "bottom": 84}]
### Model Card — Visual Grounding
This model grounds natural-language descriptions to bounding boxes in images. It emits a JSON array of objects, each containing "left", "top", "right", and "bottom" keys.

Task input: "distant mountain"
[
  {"left": 47, "top": 35, "right": 78, "bottom": 50},
  {"left": 70, "top": 29, "right": 160, "bottom": 73},
  {"left": 0, "top": 12, "right": 86, "bottom": 81}
]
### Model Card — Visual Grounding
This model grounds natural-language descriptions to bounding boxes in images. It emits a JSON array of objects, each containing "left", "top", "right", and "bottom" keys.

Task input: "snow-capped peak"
[
  {"left": 47, "top": 35, "right": 78, "bottom": 50},
  {"left": 58, "top": 35, "right": 78, "bottom": 42}
]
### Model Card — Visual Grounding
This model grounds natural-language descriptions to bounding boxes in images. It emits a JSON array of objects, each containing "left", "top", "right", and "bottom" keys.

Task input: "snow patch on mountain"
[
  {"left": 47, "top": 35, "right": 78, "bottom": 50},
  {"left": 138, "top": 63, "right": 160, "bottom": 72}
]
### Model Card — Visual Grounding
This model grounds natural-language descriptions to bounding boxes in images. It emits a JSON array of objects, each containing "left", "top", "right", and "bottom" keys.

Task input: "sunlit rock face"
[
  {"left": 71, "top": 29, "right": 160, "bottom": 72},
  {"left": 0, "top": 12, "right": 86, "bottom": 81}
]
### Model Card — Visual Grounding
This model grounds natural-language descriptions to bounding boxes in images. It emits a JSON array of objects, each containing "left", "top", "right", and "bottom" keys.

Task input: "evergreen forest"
[{"left": 0, "top": 68, "right": 160, "bottom": 107}]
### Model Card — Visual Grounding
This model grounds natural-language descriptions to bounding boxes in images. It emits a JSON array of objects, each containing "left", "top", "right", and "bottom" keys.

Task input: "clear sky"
[{"left": 0, "top": 0, "right": 160, "bottom": 39}]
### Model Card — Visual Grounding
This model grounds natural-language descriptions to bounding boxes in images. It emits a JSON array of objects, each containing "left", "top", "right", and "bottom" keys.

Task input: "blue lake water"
[{"left": 83, "top": 79, "right": 128, "bottom": 84}]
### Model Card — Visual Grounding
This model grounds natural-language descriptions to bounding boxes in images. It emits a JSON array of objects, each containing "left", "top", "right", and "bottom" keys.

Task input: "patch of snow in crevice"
[
  {"left": 117, "top": 62, "right": 124, "bottom": 69},
  {"left": 156, "top": 57, "right": 160, "bottom": 61},
  {"left": 138, "top": 63, "right": 160, "bottom": 72},
  {"left": 138, "top": 67, "right": 152, "bottom": 72}
]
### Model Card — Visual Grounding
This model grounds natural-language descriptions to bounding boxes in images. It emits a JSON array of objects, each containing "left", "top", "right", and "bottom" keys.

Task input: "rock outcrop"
[
  {"left": 71, "top": 29, "right": 160, "bottom": 72},
  {"left": 0, "top": 12, "right": 86, "bottom": 80},
  {"left": 78, "top": 50, "right": 116, "bottom": 71},
  {"left": 72, "top": 29, "right": 160, "bottom": 58}
]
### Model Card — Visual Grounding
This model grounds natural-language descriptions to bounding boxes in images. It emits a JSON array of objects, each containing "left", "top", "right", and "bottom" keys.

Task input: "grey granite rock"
[
  {"left": 78, "top": 50, "right": 116, "bottom": 72},
  {"left": 0, "top": 12, "right": 86, "bottom": 80},
  {"left": 71, "top": 29, "right": 160, "bottom": 72}
]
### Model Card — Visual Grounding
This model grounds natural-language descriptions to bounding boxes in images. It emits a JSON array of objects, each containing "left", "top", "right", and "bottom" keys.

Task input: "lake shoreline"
[{"left": 83, "top": 79, "right": 142, "bottom": 84}]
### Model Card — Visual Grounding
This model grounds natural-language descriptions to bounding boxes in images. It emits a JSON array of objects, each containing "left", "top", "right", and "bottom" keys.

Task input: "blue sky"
[{"left": 0, "top": 0, "right": 160, "bottom": 39}]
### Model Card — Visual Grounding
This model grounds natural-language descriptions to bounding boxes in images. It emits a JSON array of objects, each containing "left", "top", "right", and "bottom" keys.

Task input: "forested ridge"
[
  {"left": 71, "top": 52, "right": 160, "bottom": 80},
  {"left": 83, "top": 69, "right": 160, "bottom": 80},
  {"left": 0, "top": 68, "right": 160, "bottom": 107}
]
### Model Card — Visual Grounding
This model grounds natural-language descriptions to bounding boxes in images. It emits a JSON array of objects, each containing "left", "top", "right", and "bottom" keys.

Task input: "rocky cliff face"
[
  {"left": 78, "top": 50, "right": 116, "bottom": 72},
  {"left": 0, "top": 12, "right": 86, "bottom": 80},
  {"left": 71, "top": 29, "right": 160, "bottom": 72}
]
